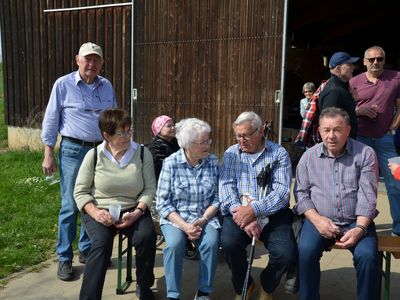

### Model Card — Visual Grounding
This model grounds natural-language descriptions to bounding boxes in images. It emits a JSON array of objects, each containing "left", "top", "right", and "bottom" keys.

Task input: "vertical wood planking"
[
  {"left": 0, "top": 0, "right": 284, "bottom": 157},
  {"left": 133, "top": 0, "right": 284, "bottom": 155}
]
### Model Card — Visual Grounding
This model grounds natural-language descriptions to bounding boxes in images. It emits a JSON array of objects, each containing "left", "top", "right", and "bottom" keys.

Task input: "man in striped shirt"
[
  {"left": 220, "top": 111, "right": 296, "bottom": 300},
  {"left": 294, "top": 107, "right": 380, "bottom": 300}
]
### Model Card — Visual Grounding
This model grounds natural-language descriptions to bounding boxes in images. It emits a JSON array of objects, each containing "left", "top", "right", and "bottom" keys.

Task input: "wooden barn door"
[{"left": 133, "top": 0, "right": 286, "bottom": 156}]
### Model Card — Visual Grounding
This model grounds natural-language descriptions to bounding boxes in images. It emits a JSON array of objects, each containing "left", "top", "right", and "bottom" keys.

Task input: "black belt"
[{"left": 62, "top": 136, "right": 102, "bottom": 148}]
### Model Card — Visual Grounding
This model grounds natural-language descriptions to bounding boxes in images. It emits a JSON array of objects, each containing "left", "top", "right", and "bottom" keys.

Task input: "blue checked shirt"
[
  {"left": 156, "top": 149, "right": 220, "bottom": 229},
  {"left": 219, "top": 140, "right": 292, "bottom": 217}
]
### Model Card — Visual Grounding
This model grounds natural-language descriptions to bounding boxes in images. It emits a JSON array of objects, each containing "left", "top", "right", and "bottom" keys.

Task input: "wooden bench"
[
  {"left": 116, "top": 233, "right": 400, "bottom": 297},
  {"left": 377, "top": 236, "right": 400, "bottom": 300},
  {"left": 332, "top": 235, "right": 400, "bottom": 300}
]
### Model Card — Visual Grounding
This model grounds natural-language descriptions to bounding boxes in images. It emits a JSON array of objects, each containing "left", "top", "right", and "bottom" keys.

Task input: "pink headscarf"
[{"left": 151, "top": 115, "right": 173, "bottom": 136}]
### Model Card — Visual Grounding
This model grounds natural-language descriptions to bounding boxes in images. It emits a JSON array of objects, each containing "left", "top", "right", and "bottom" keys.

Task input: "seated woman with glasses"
[
  {"left": 74, "top": 108, "right": 157, "bottom": 300},
  {"left": 156, "top": 118, "right": 220, "bottom": 300},
  {"left": 299, "top": 82, "right": 316, "bottom": 118}
]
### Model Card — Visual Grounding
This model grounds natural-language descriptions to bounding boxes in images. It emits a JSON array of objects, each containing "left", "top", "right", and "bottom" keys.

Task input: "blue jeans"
[
  {"left": 161, "top": 223, "right": 220, "bottom": 299},
  {"left": 299, "top": 219, "right": 380, "bottom": 300},
  {"left": 57, "top": 139, "right": 92, "bottom": 261},
  {"left": 221, "top": 208, "right": 296, "bottom": 294},
  {"left": 357, "top": 134, "right": 400, "bottom": 235}
]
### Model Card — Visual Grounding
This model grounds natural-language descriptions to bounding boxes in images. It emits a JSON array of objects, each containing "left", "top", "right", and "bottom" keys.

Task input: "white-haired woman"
[
  {"left": 299, "top": 82, "right": 316, "bottom": 118},
  {"left": 156, "top": 118, "right": 220, "bottom": 300}
]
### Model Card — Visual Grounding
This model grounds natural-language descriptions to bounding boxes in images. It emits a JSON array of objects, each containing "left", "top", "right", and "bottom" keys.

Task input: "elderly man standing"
[
  {"left": 319, "top": 51, "right": 359, "bottom": 138},
  {"left": 350, "top": 45, "right": 400, "bottom": 237},
  {"left": 220, "top": 111, "right": 296, "bottom": 300},
  {"left": 294, "top": 107, "right": 380, "bottom": 300},
  {"left": 294, "top": 51, "right": 359, "bottom": 148},
  {"left": 41, "top": 42, "right": 117, "bottom": 281}
]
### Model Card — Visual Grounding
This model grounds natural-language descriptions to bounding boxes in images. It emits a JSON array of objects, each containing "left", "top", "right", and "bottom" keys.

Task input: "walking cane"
[
  {"left": 241, "top": 162, "right": 273, "bottom": 299},
  {"left": 241, "top": 236, "right": 256, "bottom": 300}
]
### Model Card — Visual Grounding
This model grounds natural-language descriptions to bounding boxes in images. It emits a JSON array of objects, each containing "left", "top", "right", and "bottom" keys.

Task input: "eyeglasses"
[
  {"left": 192, "top": 139, "right": 212, "bottom": 146},
  {"left": 365, "top": 57, "right": 384, "bottom": 63},
  {"left": 235, "top": 128, "right": 259, "bottom": 141},
  {"left": 114, "top": 129, "right": 133, "bottom": 138}
]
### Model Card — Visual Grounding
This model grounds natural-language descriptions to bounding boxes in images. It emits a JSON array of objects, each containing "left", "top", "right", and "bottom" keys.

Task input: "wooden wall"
[
  {"left": 0, "top": 0, "right": 131, "bottom": 126},
  {"left": 134, "top": 0, "right": 284, "bottom": 155},
  {"left": 0, "top": 0, "right": 285, "bottom": 157}
]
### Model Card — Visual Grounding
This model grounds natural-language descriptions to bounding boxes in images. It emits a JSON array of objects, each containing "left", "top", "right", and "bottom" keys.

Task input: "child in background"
[{"left": 147, "top": 115, "right": 180, "bottom": 180}]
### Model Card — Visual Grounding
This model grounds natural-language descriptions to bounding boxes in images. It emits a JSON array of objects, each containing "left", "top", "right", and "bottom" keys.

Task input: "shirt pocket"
[
  {"left": 63, "top": 97, "right": 84, "bottom": 109},
  {"left": 61, "top": 140, "right": 81, "bottom": 157},
  {"left": 91, "top": 97, "right": 115, "bottom": 112},
  {"left": 173, "top": 180, "right": 189, "bottom": 200},
  {"left": 200, "top": 179, "right": 216, "bottom": 201}
]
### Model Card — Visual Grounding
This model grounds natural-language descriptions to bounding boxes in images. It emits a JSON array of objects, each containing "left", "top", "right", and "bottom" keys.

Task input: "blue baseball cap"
[{"left": 329, "top": 52, "right": 359, "bottom": 69}]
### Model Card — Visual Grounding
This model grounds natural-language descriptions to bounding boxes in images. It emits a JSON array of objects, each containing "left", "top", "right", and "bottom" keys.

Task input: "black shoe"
[
  {"left": 57, "top": 261, "right": 73, "bottom": 281},
  {"left": 78, "top": 251, "right": 88, "bottom": 264},
  {"left": 136, "top": 285, "right": 156, "bottom": 300}
]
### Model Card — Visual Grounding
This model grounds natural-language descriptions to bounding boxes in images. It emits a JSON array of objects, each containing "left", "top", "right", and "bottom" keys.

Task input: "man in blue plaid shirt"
[{"left": 220, "top": 111, "right": 297, "bottom": 300}]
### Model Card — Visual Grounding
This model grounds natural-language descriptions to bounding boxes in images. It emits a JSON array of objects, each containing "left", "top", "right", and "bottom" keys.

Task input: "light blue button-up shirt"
[{"left": 41, "top": 71, "right": 117, "bottom": 147}]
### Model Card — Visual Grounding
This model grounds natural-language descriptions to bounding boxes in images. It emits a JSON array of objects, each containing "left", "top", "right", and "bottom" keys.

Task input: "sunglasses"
[{"left": 365, "top": 57, "right": 384, "bottom": 63}]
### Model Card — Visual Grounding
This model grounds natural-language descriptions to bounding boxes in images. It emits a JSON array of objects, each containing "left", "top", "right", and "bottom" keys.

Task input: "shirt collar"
[
  {"left": 238, "top": 140, "right": 268, "bottom": 155},
  {"left": 99, "top": 140, "right": 138, "bottom": 168},
  {"left": 176, "top": 148, "right": 207, "bottom": 167},
  {"left": 330, "top": 73, "right": 349, "bottom": 87},
  {"left": 317, "top": 138, "right": 353, "bottom": 158},
  {"left": 74, "top": 71, "right": 101, "bottom": 87},
  {"left": 177, "top": 148, "right": 189, "bottom": 164},
  {"left": 234, "top": 142, "right": 267, "bottom": 168}
]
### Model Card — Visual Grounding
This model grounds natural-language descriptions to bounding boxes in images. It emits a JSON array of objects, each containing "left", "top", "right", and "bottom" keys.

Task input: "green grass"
[
  {"left": 0, "top": 63, "right": 64, "bottom": 283},
  {"left": 0, "top": 63, "right": 7, "bottom": 148},
  {"left": 0, "top": 65, "right": 63, "bottom": 282},
  {"left": 0, "top": 151, "right": 60, "bottom": 280}
]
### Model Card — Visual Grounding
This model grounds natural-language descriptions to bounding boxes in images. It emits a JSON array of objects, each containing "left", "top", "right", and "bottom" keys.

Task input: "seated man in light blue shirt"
[
  {"left": 219, "top": 111, "right": 296, "bottom": 300},
  {"left": 41, "top": 42, "right": 117, "bottom": 281}
]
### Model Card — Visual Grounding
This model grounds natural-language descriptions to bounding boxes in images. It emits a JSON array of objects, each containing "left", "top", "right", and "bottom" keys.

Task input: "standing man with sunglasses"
[
  {"left": 219, "top": 111, "right": 296, "bottom": 300},
  {"left": 350, "top": 45, "right": 400, "bottom": 237},
  {"left": 41, "top": 42, "right": 117, "bottom": 281}
]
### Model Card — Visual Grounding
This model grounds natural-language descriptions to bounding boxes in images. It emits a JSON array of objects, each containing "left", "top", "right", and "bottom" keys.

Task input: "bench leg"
[
  {"left": 116, "top": 232, "right": 124, "bottom": 294},
  {"left": 126, "top": 238, "right": 133, "bottom": 282},
  {"left": 116, "top": 232, "right": 133, "bottom": 295},
  {"left": 383, "top": 251, "right": 391, "bottom": 300}
]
